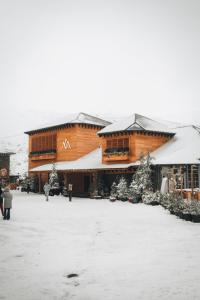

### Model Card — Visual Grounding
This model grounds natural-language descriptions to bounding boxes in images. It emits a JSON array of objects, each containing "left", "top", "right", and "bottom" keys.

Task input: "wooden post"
[
  {"left": 191, "top": 165, "right": 194, "bottom": 199},
  {"left": 180, "top": 166, "right": 183, "bottom": 198},
  {"left": 38, "top": 172, "right": 41, "bottom": 193},
  {"left": 198, "top": 165, "right": 200, "bottom": 189},
  {"left": 186, "top": 165, "right": 189, "bottom": 189}
]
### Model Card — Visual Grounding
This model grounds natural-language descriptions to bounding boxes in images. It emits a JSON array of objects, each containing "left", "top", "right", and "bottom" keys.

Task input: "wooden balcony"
[
  {"left": 103, "top": 152, "right": 129, "bottom": 162},
  {"left": 29, "top": 150, "right": 56, "bottom": 161}
]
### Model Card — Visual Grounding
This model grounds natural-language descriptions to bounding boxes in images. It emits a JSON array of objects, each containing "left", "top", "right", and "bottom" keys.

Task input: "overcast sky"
[{"left": 0, "top": 0, "right": 200, "bottom": 137}]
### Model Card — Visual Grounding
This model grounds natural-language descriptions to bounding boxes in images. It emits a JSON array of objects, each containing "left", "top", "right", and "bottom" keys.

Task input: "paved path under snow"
[{"left": 0, "top": 191, "right": 200, "bottom": 300}]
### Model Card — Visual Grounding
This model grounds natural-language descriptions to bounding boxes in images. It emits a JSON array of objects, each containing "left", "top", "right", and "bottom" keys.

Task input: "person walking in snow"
[
  {"left": 68, "top": 183, "right": 73, "bottom": 202},
  {"left": 26, "top": 183, "right": 30, "bottom": 194},
  {"left": 0, "top": 187, "right": 4, "bottom": 217},
  {"left": 43, "top": 182, "right": 51, "bottom": 201},
  {"left": 3, "top": 187, "right": 13, "bottom": 220}
]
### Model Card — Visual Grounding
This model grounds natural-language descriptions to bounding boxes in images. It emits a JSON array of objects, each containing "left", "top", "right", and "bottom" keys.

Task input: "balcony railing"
[
  {"left": 103, "top": 147, "right": 129, "bottom": 161},
  {"left": 29, "top": 149, "right": 56, "bottom": 160}
]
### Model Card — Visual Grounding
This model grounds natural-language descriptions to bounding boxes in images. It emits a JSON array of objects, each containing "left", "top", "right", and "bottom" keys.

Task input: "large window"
[
  {"left": 105, "top": 138, "right": 129, "bottom": 154},
  {"left": 31, "top": 133, "right": 56, "bottom": 155}
]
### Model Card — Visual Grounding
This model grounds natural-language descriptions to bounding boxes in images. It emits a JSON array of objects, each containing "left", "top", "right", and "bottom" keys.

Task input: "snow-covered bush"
[
  {"left": 189, "top": 199, "right": 200, "bottom": 216},
  {"left": 142, "top": 191, "right": 161, "bottom": 205},
  {"left": 116, "top": 177, "right": 129, "bottom": 201},
  {"left": 182, "top": 200, "right": 191, "bottom": 215},
  {"left": 110, "top": 182, "right": 117, "bottom": 201},
  {"left": 160, "top": 193, "right": 172, "bottom": 210},
  {"left": 189, "top": 200, "right": 200, "bottom": 222}
]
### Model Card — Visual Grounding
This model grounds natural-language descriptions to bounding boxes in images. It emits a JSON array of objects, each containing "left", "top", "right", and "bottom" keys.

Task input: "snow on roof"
[
  {"left": 151, "top": 125, "right": 200, "bottom": 165},
  {"left": 31, "top": 148, "right": 138, "bottom": 172},
  {"left": 31, "top": 125, "right": 200, "bottom": 172},
  {"left": 25, "top": 112, "right": 111, "bottom": 133},
  {"left": 98, "top": 113, "right": 175, "bottom": 135},
  {"left": 0, "top": 141, "right": 15, "bottom": 154}
]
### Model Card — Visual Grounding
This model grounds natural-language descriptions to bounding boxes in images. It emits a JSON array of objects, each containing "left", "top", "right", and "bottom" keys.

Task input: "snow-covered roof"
[
  {"left": 31, "top": 125, "right": 200, "bottom": 172},
  {"left": 31, "top": 148, "right": 138, "bottom": 172},
  {"left": 0, "top": 142, "right": 15, "bottom": 155},
  {"left": 25, "top": 112, "right": 111, "bottom": 134},
  {"left": 98, "top": 113, "right": 175, "bottom": 135},
  {"left": 151, "top": 125, "right": 200, "bottom": 165}
]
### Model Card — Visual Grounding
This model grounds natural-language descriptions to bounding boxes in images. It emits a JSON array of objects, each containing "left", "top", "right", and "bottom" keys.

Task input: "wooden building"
[
  {"left": 26, "top": 113, "right": 200, "bottom": 196},
  {"left": 0, "top": 149, "right": 15, "bottom": 186}
]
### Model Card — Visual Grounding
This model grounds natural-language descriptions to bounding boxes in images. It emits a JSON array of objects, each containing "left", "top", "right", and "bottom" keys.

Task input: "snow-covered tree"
[
  {"left": 110, "top": 181, "right": 117, "bottom": 198},
  {"left": 49, "top": 163, "right": 59, "bottom": 188},
  {"left": 129, "top": 153, "right": 153, "bottom": 200},
  {"left": 116, "top": 177, "right": 128, "bottom": 200},
  {"left": 189, "top": 199, "right": 200, "bottom": 216}
]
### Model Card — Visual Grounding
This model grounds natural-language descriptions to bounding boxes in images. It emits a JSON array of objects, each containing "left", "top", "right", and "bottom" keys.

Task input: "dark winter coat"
[
  {"left": 0, "top": 188, "right": 3, "bottom": 204},
  {"left": 3, "top": 189, "right": 13, "bottom": 209}
]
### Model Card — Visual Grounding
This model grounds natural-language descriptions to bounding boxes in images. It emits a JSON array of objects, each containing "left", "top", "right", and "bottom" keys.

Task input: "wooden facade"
[
  {"left": 100, "top": 131, "right": 171, "bottom": 164},
  {"left": 28, "top": 124, "right": 102, "bottom": 170},
  {"left": 26, "top": 113, "right": 200, "bottom": 197}
]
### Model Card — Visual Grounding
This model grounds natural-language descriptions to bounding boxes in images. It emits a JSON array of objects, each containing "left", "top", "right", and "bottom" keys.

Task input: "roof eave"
[
  {"left": 98, "top": 129, "right": 175, "bottom": 137},
  {"left": 25, "top": 122, "right": 106, "bottom": 135}
]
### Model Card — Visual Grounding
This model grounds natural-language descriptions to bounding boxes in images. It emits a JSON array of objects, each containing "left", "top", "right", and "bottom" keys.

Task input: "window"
[
  {"left": 105, "top": 138, "right": 129, "bottom": 154},
  {"left": 31, "top": 133, "right": 56, "bottom": 155}
]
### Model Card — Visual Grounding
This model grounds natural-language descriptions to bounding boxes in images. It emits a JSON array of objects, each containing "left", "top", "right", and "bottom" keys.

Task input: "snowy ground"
[{"left": 0, "top": 192, "right": 200, "bottom": 300}]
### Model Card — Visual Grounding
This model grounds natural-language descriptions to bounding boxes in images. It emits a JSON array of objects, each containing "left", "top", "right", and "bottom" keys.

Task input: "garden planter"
[
  {"left": 191, "top": 215, "right": 200, "bottom": 223},
  {"left": 120, "top": 198, "right": 128, "bottom": 202},
  {"left": 149, "top": 201, "right": 159, "bottom": 206},
  {"left": 177, "top": 212, "right": 184, "bottom": 219},
  {"left": 182, "top": 213, "right": 192, "bottom": 221},
  {"left": 109, "top": 197, "right": 116, "bottom": 202},
  {"left": 129, "top": 198, "right": 139, "bottom": 204},
  {"left": 93, "top": 195, "right": 102, "bottom": 199}
]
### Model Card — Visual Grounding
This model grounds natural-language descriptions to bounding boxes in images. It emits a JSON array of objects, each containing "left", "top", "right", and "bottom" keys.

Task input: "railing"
[
  {"left": 30, "top": 149, "right": 56, "bottom": 156},
  {"left": 29, "top": 149, "right": 56, "bottom": 160},
  {"left": 103, "top": 148, "right": 129, "bottom": 161}
]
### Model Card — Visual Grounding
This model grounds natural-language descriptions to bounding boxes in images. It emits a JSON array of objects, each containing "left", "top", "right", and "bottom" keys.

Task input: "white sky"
[{"left": 0, "top": 0, "right": 200, "bottom": 137}]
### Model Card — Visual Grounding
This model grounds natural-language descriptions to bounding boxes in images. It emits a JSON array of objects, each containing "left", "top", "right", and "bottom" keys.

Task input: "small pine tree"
[
  {"left": 49, "top": 163, "right": 59, "bottom": 188},
  {"left": 117, "top": 177, "right": 128, "bottom": 200},
  {"left": 110, "top": 182, "right": 117, "bottom": 198},
  {"left": 129, "top": 153, "right": 153, "bottom": 200},
  {"left": 189, "top": 199, "right": 200, "bottom": 216},
  {"left": 128, "top": 175, "right": 140, "bottom": 198}
]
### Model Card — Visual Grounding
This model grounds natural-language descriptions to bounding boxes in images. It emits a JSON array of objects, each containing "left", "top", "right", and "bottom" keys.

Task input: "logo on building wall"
[{"left": 63, "top": 138, "right": 71, "bottom": 150}]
